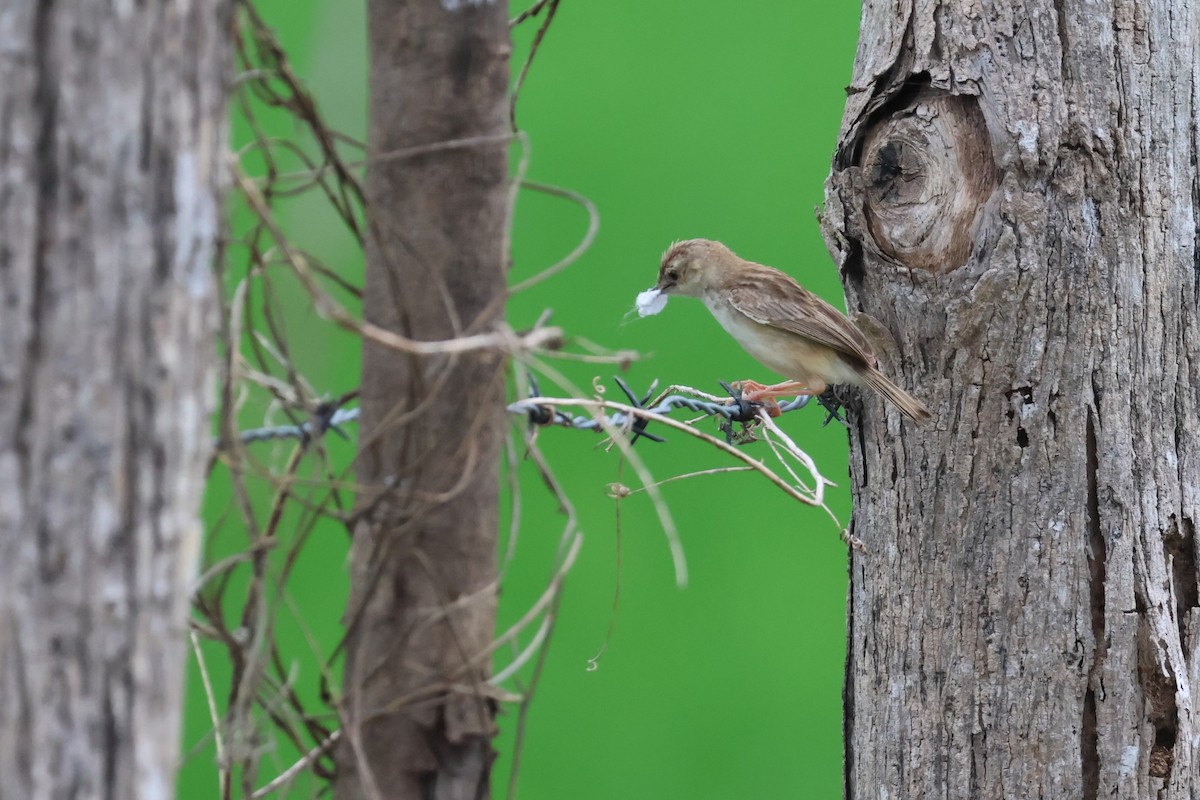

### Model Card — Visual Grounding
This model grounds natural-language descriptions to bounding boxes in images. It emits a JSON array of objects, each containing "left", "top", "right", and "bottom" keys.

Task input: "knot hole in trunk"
[{"left": 859, "top": 91, "right": 998, "bottom": 273}]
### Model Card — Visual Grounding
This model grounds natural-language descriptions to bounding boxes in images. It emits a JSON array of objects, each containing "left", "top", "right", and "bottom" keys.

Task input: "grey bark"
[
  {"left": 823, "top": 0, "right": 1200, "bottom": 798},
  {"left": 0, "top": 2, "right": 229, "bottom": 799},
  {"left": 334, "top": 1, "right": 511, "bottom": 798}
]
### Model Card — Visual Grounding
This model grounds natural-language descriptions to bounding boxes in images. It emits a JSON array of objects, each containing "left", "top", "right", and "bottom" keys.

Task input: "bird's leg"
[
  {"left": 729, "top": 379, "right": 826, "bottom": 418},
  {"left": 735, "top": 379, "right": 826, "bottom": 402}
]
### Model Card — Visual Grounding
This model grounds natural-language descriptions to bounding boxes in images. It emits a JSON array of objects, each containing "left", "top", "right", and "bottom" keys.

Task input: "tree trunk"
[
  {"left": 823, "top": 1, "right": 1200, "bottom": 798},
  {"left": 335, "top": 1, "right": 510, "bottom": 798},
  {"left": 0, "top": 3, "right": 229, "bottom": 798}
]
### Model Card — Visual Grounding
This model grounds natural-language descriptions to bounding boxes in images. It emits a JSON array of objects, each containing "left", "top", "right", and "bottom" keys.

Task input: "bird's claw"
[{"left": 816, "top": 386, "right": 849, "bottom": 428}]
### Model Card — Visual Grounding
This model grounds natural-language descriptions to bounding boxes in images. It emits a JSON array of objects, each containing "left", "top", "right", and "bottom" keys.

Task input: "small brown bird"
[{"left": 649, "top": 238, "right": 932, "bottom": 424}]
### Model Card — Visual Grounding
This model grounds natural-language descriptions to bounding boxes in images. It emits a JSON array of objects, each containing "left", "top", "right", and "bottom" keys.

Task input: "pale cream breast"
[{"left": 702, "top": 292, "right": 864, "bottom": 385}]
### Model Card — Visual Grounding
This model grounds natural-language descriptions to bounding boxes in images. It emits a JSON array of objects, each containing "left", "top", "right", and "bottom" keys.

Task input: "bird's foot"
[
  {"left": 816, "top": 386, "right": 850, "bottom": 428},
  {"left": 729, "top": 380, "right": 782, "bottom": 417}
]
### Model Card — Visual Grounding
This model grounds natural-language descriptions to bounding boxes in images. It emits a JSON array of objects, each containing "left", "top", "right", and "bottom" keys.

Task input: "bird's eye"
[{"left": 666, "top": 268, "right": 679, "bottom": 281}]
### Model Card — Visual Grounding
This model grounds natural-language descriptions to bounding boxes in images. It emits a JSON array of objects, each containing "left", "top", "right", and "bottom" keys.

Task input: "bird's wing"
[{"left": 726, "top": 265, "right": 877, "bottom": 367}]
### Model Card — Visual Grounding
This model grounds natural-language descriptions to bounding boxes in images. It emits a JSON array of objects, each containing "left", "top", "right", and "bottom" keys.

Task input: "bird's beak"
[{"left": 655, "top": 276, "right": 676, "bottom": 293}]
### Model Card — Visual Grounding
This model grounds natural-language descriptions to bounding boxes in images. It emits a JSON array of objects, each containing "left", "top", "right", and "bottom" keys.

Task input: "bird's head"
[{"left": 656, "top": 238, "right": 736, "bottom": 298}]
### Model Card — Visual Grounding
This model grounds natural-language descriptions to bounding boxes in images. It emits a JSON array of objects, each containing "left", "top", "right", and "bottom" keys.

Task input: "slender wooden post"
[{"left": 335, "top": 1, "right": 512, "bottom": 797}]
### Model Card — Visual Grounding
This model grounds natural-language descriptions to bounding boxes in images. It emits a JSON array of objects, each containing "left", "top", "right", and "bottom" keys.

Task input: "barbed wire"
[
  {"left": 211, "top": 387, "right": 360, "bottom": 466},
  {"left": 223, "top": 377, "right": 831, "bottom": 449},
  {"left": 232, "top": 406, "right": 360, "bottom": 446},
  {"left": 511, "top": 377, "right": 816, "bottom": 444}
]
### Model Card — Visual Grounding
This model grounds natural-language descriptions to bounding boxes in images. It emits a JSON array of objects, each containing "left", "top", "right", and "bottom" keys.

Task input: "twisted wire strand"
[
  {"left": 227, "top": 384, "right": 816, "bottom": 446},
  {"left": 231, "top": 406, "right": 361, "bottom": 445},
  {"left": 506, "top": 393, "right": 811, "bottom": 433}
]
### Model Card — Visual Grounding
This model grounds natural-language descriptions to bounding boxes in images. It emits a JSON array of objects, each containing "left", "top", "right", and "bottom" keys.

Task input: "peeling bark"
[
  {"left": 823, "top": 1, "right": 1200, "bottom": 797},
  {"left": 334, "top": 1, "right": 511, "bottom": 798},
  {"left": 0, "top": 2, "right": 229, "bottom": 798}
]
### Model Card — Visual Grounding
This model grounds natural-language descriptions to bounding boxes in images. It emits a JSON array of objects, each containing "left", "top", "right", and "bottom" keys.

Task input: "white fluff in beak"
[{"left": 635, "top": 287, "right": 668, "bottom": 317}]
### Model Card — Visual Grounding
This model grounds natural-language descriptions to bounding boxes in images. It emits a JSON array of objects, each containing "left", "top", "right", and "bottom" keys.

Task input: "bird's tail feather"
[{"left": 861, "top": 368, "right": 932, "bottom": 424}]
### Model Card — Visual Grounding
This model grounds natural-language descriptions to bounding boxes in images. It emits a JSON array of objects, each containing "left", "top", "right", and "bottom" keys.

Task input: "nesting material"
[{"left": 635, "top": 287, "right": 668, "bottom": 317}]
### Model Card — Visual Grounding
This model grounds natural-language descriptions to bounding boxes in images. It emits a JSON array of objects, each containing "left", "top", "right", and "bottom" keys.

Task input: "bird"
[{"left": 647, "top": 238, "right": 932, "bottom": 424}]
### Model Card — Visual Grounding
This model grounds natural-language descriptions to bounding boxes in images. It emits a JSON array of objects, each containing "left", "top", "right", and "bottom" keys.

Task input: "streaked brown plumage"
[{"left": 654, "top": 238, "right": 932, "bottom": 424}]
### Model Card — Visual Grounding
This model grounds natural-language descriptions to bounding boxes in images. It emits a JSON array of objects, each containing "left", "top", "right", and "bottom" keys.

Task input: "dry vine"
[{"left": 186, "top": 2, "right": 846, "bottom": 797}]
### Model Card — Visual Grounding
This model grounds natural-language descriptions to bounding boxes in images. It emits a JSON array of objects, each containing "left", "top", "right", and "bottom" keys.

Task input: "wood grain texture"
[
  {"left": 822, "top": 0, "right": 1200, "bottom": 797},
  {"left": 0, "top": 2, "right": 229, "bottom": 798},
  {"left": 335, "top": 1, "right": 511, "bottom": 798}
]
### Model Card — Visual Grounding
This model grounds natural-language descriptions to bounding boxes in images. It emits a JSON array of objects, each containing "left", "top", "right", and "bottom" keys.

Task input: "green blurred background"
[{"left": 181, "top": 2, "right": 861, "bottom": 797}]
